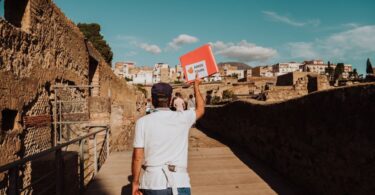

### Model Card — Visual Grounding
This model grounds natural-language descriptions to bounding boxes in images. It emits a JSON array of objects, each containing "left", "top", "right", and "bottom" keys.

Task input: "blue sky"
[{"left": 1, "top": 0, "right": 375, "bottom": 73}]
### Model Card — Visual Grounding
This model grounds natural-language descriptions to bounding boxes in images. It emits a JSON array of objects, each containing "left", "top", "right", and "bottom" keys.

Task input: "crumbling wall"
[
  {"left": 0, "top": 0, "right": 89, "bottom": 169},
  {"left": 265, "top": 76, "right": 308, "bottom": 102},
  {"left": 316, "top": 74, "right": 330, "bottom": 91},
  {"left": 95, "top": 54, "right": 139, "bottom": 151},
  {"left": 23, "top": 88, "right": 53, "bottom": 157},
  {"left": 276, "top": 72, "right": 308, "bottom": 86},
  {"left": 0, "top": 1, "right": 90, "bottom": 191},
  {"left": 197, "top": 83, "right": 375, "bottom": 195},
  {"left": 0, "top": 0, "right": 137, "bottom": 192}
]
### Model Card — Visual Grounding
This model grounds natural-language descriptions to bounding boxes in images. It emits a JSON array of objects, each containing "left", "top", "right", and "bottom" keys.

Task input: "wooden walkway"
[{"left": 85, "top": 128, "right": 299, "bottom": 195}]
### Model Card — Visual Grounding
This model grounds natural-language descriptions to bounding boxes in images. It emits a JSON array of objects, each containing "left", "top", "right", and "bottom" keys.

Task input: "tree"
[
  {"left": 325, "top": 61, "right": 335, "bottom": 81},
  {"left": 348, "top": 68, "right": 359, "bottom": 80},
  {"left": 222, "top": 90, "right": 234, "bottom": 99},
  {"left": 78, "top": 23, "right": 113, "bottom": 66},
  {"left": 231, "top": 73, "right": 238, "bottom": 78},
  {"left": 211, "top": 96, "right": 221, "bottom": 105},
  {"left": 366, "top": 58, "right": 374, "bottom": 75},
  {"left": 334, "top": 63, "right": 345, "bottom": 81}
]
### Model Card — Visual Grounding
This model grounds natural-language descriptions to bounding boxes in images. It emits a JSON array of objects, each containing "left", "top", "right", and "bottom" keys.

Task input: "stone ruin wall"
[
  {"left": 95, "top": 47, "right": 140, "bottom": 151},
  {"left": 0, "top": 0, "right": 138, "bottom": 193},
  {"left": 143, "top": 82, "right": 236, "bottom": 103},
  {"left": 138, "top": 73, "right": 330, "bottom": 105},
  {"left": 265, "top": 76, "right": 309, "bottom": 102},
  {"left": 265, "top": 73, "right": 330, "bottom": 102},
  {"left": 197, "top": 83, "right": 375, "bottom": 195},
  {"left": 0, "top": 0, "right": 88, "bottom": 168}
]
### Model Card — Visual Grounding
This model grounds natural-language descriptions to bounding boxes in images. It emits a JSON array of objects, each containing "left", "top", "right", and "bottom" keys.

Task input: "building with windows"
[
  {"left": 169, "top": 64, "right": 185, "bottom": 82},
  {"left": 132, "top": 69, "right": 153, "bottom": 85},
  {"left": 226, "top": 69, "right": 245, "bottom": 79},
  {"left": 252, "top": 66, "right": 274, "bottom": 77},
  {"left": 205, "top": 72, "right": 222, "bottom": 82},
  {"left": 219, "top": 64, "right": 246, "bottom": 80},
  {"left": 273, "top": 62, "right": 303, "bottom": 76},
  {"left": 301, "top": 60, "right": 327, "bottom": 74},
  {"left": 153, "top": 63, "right": 169, "bottom": 83},
  {"left": 113, "top": 61, "right": 136, "bottom": 79},
  {"left": 301, "top": 60, "right": 353, "bottom": 78}
]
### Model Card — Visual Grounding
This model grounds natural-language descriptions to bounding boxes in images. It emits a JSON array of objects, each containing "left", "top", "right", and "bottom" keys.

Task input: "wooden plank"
[{"left": 84, "top": 128, "right": 298, "bottom": 195}]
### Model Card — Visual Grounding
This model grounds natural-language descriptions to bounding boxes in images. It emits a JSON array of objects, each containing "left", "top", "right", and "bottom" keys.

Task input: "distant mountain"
[{"left": 217, "top": 62, "right": 252, "bottom": 70}]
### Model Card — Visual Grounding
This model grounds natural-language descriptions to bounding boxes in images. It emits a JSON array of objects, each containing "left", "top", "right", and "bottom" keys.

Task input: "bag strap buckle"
[{"left": 168, "top": 165, "right": 176, "bottom": 172}]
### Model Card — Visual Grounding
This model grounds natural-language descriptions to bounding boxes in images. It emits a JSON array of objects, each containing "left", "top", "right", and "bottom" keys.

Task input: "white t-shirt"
[
  {"left": 173, "top": 97, "right": 185, "bottom": 111},
  {"left": 187, "top": 98, "right": 195, "bottom": 110},
  {"left": 133, "top": 108, "right": 196, "bottom": 190}
]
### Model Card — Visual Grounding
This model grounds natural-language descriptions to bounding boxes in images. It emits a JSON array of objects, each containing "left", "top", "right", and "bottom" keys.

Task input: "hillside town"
[
  {"left": 113, "top": 59, "right": 373, "bottom": 103},
  {"left": 113, "top": 60, "right": 357, "bottom": 84}
]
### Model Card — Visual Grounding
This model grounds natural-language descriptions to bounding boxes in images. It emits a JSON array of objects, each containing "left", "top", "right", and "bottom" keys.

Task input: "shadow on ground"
[
  {"left": 121, "top": 184, "right": 132, "bottom": 195},
  {"left": 85, "top": 175, "right": 132, "bottom": 195},
  {"left": 195, "top": 125, "right": 306, "bottom": 195}
]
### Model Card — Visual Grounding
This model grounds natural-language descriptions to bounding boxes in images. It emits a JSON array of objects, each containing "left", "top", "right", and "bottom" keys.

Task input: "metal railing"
[
  {"left": 52, "top": 84, "right": 97, "bottom": 145},
  {"left": 0, "top": 126, "right": 110, "bottom": 195}
]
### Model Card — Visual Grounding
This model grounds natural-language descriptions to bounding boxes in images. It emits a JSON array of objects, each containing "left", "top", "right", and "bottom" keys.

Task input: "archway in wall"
[
  {"left": 89, "top": 56, "right": 99, "bottom": 96},
  {"left": 307, "top": 76, "right": 318, "bottom": 93},
  {"left": 4, "top": 0, "right": 30, "bottom": 30}
]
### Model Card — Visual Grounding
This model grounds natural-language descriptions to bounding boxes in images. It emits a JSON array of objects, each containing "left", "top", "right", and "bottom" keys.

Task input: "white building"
[
  {"left": 113, "top": 61, "right": 136, "bottom": 79},
  {"left": 132, "top": 70, "right": 153, "bottom": 85},
  {"left": 273, "top": 62, "right": 303, "bottom": 76},
  {"left": 204, "top": 72, "right": 222, "bottom": 82},
  {"left": 252, "top": 66, "right": 274, "bottom": 77},
  {"left": 169, "top": 64, "right": 185, "bottom": 82},
  {"left": 301, "top": 60, "right": 327, "bottom": 74},
  {"left": 301, "top": 60, "right": 353, "bottom": 76},
  {"left": 226, "top": 69, "right": 245, "bottom": 79},
  {"left": 153, "top": 63, "right": 169, "bottom": 83}
]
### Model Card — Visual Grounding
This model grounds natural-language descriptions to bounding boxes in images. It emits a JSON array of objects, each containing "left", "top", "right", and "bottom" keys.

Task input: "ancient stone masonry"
[
  {"left": 0, "top": 0, "right": 138, "bottom": 193},
  {"left": 197, "top": 83, "right": 375, "bottom": 195},
  {"left": 264, "top": 72, "right": 330, "bottom": 102},
  {"left": 265, "top": 77, "right": 308, "bottom": 102},
  {"left": 22, "top": 88, "right": 52, "bottom": 157}
]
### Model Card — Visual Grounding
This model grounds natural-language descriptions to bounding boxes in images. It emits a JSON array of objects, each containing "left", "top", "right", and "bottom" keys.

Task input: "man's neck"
[
  {"left": 155, "top": 106, "right": 169, "bottom": 110},
  {"left": 155, "top": 107, "right": 170, "bottom": 111}
]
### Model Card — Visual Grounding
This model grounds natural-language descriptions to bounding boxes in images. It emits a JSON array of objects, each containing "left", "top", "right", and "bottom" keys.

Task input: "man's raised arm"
[{"left": 194, "top": 78, "right": 205, "bottom": 120}]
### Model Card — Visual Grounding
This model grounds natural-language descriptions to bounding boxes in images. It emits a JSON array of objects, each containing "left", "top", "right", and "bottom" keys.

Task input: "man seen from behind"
[{"left": 132, "top": 77, "right": 205, "bottom": 195}]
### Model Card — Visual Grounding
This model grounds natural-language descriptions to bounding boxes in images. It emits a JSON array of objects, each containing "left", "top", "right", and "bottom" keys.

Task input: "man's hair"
[
  {"left": 152, "top": 95, "right": 171, "bottom": 108},
  {"left": 175, "top": 92, "right": 181, "bottom": 97},
  {"left": 189, "top": 94, "right": 193, "bottom": 99}
]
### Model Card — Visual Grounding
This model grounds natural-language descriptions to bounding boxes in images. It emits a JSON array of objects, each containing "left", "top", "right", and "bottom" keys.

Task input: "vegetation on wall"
[
  {"left": 222, "top": 90, "right": 235, "bottom": 99},
  {"left": 366, "top": 58, "right": 374, "bottom": 75},
  {"left": 78, "top": 23, "right": 113, "bottom": 65},
  {"left": 334, "top": 63, "right": 345, "bottom": 81}
]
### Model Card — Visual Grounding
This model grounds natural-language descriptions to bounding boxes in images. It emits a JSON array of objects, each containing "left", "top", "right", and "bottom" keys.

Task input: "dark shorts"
[{"left": 141, "top": 187, "right": 191, "bottom": 195}]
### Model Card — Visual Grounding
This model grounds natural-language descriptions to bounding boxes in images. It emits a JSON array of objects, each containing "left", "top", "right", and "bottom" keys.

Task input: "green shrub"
[
  {"left": 211, "top": 96, "right": 221, "bottom": 104},
  {"left": 222, "top": 90, "right": 234, "bottom": 99}
]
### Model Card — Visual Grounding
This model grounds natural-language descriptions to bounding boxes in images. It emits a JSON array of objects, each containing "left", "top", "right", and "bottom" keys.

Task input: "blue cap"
[{"left": 151, "top": 83, "right": 172, "bottom": 99}]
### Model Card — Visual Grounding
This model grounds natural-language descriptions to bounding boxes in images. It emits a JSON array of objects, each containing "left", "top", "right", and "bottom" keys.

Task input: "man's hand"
[
  {"left": 132, "top": 182, "right": 143, "bottom": 195},
  {"left": 194, "top": 74, "right": 202, "bottom": 86},
  {"left": 131, "top": 148, "right": 144, "bottom": 195}
]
